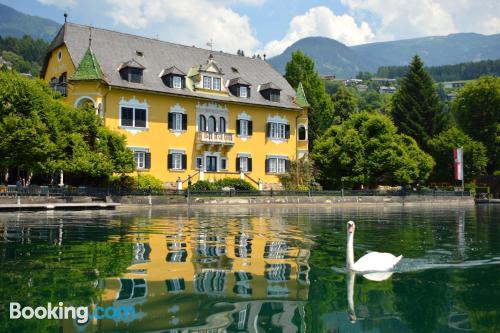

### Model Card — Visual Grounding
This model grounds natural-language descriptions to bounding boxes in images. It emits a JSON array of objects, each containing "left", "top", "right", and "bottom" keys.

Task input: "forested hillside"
[{"left": 0, "top": 35, "right": 49, "bottom": 76}]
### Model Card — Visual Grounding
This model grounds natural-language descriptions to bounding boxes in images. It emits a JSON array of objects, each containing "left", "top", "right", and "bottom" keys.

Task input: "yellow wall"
[
  {"left": 44, "top": 45, "right": 75, "bottom": 84},
  {"left": 44, "top": 45, "right": 309, "bottom": 189}
]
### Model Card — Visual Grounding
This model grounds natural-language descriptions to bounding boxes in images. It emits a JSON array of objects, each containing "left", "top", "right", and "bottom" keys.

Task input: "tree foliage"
[
  {"left": 278, "top": 157, "right": 316, "bottom": 190},
  {"left": 331, "top": 86, "right": 359, "bottom": 123},
  {"left": 391, "top": 55, "right": 446, "bottom": 149},
  {"left": 453, "top": 76, "right": 500, "bottom": 174},
  {"left": 0, "top": 35, "right": 48, "bottom": 75},
  {"left": 0, "top": 71, "right": 135, "bottom": 183},
  {"left": 312, "top": 112, "right": 434, "bottom": 188},
  {"left": 428, "top": 127, "right": 487, "bottom": 181},
  {"left": 377, "top": 58, "right": 500, "bottom": 82},
  {"left": 285, "top": 50, "right": 335, "bottom": 143}
]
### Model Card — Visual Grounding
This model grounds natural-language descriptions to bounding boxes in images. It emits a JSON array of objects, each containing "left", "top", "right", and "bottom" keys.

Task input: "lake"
[{"left": 1, "top": 205, "right": 499, "bottom": 332}]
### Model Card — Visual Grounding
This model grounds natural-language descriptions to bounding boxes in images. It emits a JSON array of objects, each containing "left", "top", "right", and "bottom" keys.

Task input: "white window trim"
[
  {"left": 196, "top": 156, "right": 203, "bottom": 170},
  {"left": 239, "top": 157, "right": 248, "bottom": 172},
  {"left": 203, "top": 151, "right": 221, "bottom": 172},
  {"left": 196, "top": 103, "right": 228, "bottom": 132},
  {"left": 129, "top": 147, "right": 149, "bottom": 170},
  {"left": 119, "top": 97, "right": 149, "bottom": 134},
  {"left": 267, "top": 155, "right": 288, "bottom": 174},
  {"left": 169, "top": 104, "right": 186, "bottom": 135},
  {"left": 267, "top": 114, "right": 288, "bottom": 144},
  {"left": 173, "top": 76, "right": 182, "bottom": 89},
  {"left": 297, "top": 124, "right": 308, "bottom": 141},
  {"left": 220, "top": 157, "right": 228, "bottom": 171},
  {"left": 169, "top": 149, "right": 185, "bottom": 170},
  {"left": 239, "top": 86, "right": 248, "bottom": 98},
  {"left": 237, "top": 112, "right": 251, "bottom": 140}
]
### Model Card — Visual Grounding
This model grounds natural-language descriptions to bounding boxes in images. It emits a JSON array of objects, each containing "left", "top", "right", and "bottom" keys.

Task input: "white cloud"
[
  {"left": 341, "top": 0, "right": 500, "bottom": 41},
  {"left": 104, "top": 0, "right": 260, "bottom": 54},
  {"left": 260, "top": 6, "right": 374, "bottom": 57},
  {"left": 38, "top": 0, "right": 76, "bottom": 8}
]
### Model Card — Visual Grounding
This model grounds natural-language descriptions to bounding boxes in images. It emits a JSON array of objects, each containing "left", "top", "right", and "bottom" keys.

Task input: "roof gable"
[{"left": 70, "top": 46, "right": 104, "bottom": 81}]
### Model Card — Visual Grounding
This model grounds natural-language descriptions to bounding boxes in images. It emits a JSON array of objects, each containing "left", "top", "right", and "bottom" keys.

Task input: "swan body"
[{"left": 346, "top": 220, "right": 402, "bottom": 273}]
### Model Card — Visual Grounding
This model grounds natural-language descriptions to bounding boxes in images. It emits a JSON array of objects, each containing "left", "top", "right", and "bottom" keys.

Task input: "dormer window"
[
  {"left": 213, "top": 77, "right": 221, "bottom": 91},
  {"left": 228, "top": 77, "right": 251, "bottom": 98},
  {"left": 195, "top": 54, "right": 225, "bottom": 92},
  {"left": 260, "top": 82, "right": 281, "bottom": 102},
  {"left": 173, "top": 76, "right": 182, "bottom": 89},
  {"left": 161, "top": 66, "right": 186, "bottom": 89},
  {"left": 203, "top": 76, "right": 212, "bottom": 89},
  {"left": 240, "top": 86, "right": 248, "bottom": 98},
  {"left": 119, "top": 60, "right": 145, "bottom": 84}
]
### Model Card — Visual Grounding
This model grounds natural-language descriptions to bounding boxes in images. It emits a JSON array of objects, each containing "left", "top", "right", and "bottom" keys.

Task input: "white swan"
[{"left": 347, "top": 220, "right": 402, "bottom": 273}]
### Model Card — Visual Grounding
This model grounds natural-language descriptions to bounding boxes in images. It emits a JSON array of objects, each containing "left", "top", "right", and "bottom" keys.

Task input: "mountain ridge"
[
  {"left": 0, "top": 3, "right": 60, "bottom": 41},
  {"left": 269, "top": 33, "right": 500, "bottom": 78}
]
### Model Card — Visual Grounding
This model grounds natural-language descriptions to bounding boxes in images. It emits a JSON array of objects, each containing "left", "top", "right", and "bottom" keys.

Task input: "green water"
[{"left": 1, "top": 205, "right": 499, "bottom": 332}]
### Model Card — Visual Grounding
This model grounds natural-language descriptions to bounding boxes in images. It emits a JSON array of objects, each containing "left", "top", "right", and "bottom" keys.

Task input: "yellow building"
[{"left": 42, "top": 23, "right": 309, "bottom": 189}]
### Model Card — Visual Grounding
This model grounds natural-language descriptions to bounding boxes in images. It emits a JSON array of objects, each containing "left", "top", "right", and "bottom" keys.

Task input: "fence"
[{"left": 0, "top": 185, "right": 470, "bottom": 198}]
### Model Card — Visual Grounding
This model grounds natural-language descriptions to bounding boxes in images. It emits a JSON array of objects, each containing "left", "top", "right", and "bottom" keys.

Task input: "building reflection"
[{"left": 68, "top": 214, "right": 310, "bottom": 332}]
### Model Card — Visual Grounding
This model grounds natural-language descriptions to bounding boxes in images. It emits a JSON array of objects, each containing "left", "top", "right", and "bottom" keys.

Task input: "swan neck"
[
  {"left": 347, "top": 232, "right": 355, "bottom": 269},
  {"left": 347, "top": 272, "right": 355, "bottom": 314}
]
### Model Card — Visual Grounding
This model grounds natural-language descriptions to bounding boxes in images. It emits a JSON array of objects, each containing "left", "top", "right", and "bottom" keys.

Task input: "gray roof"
[
  {"left": 161, "top": 66, "right": 186, "bottom": 76},
  {"left": 46, "top": 23, "right": 300, "bottom": 110},
  {"left": 229, "top": 77, "right": 252, "bottom": 86},
  {"left": 260, "top": 82, "right": 282, "bottom": 91}
]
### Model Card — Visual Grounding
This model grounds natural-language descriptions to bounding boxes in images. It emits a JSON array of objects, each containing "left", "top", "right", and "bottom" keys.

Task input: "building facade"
[{"left": 43, "top": 23, "right": 309, "bottom": 189}]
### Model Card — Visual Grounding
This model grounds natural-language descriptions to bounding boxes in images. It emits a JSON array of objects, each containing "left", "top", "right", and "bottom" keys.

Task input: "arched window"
[
  {"left": 219, "top": 117, "right": 226, "bottom": 133},
  {"left": 199, "top": 115, "right": 207, "bottom": 131},
  {"left": 75, "top": 97, "right": 96, "bottom": 109},
  {"left": 208, "top": 116, "right": 216, "bottom": 133},
  {"left": 298, "top": 125, "right": 307, "bottom": 141}
]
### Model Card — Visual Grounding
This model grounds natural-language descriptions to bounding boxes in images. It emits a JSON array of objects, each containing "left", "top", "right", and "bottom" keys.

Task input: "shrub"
[
  {"left": 190, "top": 178, "right": 255, "bottom": 191},
  {"left": 109, "top": 174, "right": 164, "bottom": 191}
]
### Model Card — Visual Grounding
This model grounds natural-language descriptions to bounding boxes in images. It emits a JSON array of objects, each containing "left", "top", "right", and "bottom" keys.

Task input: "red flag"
[{"left": 453, "top": 147, "right": 463, "bottom": 181}]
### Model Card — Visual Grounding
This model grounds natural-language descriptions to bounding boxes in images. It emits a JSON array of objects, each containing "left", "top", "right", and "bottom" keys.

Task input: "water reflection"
[{"left": 0, "top": 206, "right": 499, "bottom": 332}]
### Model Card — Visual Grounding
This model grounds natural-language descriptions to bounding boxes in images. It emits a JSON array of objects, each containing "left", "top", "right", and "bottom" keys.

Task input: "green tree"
[
  {"left": 427, "top": 127, "right": 487, "bottom": 182},
  {"left": 278, "top": 157, "right": 316, "bottom": 190},
  {"left": 331, "top": 86, "right": 359, "bottom": 122},
  {"left": 453, "top": 76, "right": 500, "bottom": 174},
  {"left": 312, "top": 112, "right": 434, "bottom": 188},
  {"left": 285, "top": 51, "right": 335, "bottom": 143},
  {"left": 359, "top": 90, "right": 392, "bottom": 114},
  {"left": 0, "top": 71, "right": 135, "bottom": 183},
  {"left": 391, "top": 55, "right": 445, "bottom": 149}
]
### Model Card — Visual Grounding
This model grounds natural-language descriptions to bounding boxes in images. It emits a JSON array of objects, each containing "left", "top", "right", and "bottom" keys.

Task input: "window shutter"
[
  {"left": 247, "top": 87, "right": 251, "bottom": 98},
  {"left": 285, "top": 124, "right": 290, "bottom": 139},
  {"left": 248, "top": 121, "right": 253, "bottom": 136},
  {"left": 285, "top": 159, "right": 291, "bottom": 172},
  {"left": 181, "top": 77, "right": 186, "bottom": 89},
  {"left": 266, "top": 123, "right": 271, "bottom": 138},
  {"left": 248, "top": 158, "right": 252, "bottom": 172},
  {"left": 236, "top": 119, "right": 241, "bottom": 135},
  {"left": 265, "top": 158, "right": 269, "bottom": 173},
  {"left": 182, "top": 114, "right": 188, "bottom": 130},
  {"left": 168, "top": 113, "right": 173, "bottom": 129},
  {"left": 145, "top": 152, "right": 151, "bottom": 169},
  {"left": 236, "top": 157, "right": 240, "bottom": 171},
  {"left": 182, "top": 154, "right": 187, "bottom": 169},
  {"left": 167, "top": 154, "right": 173, "bottom": 169}
]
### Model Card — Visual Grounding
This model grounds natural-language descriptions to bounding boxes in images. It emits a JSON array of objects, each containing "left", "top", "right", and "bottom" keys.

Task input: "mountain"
[
  {"left": 269, "top": 33, "right": 500, "bottom": 78},
  {"left": 0, "top": 3, "right": 60, "bottom": 41},
  {"left": 268, "top": 37, "right": 378, "bottom": 78},
  {"left": 353, "top": 33, "right": 500, "bottom": 67}
]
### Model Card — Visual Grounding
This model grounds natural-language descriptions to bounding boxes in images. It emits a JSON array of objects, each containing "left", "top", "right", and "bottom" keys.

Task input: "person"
[{"left": 16, "top": 178, "right": 22, "bottom": 191}]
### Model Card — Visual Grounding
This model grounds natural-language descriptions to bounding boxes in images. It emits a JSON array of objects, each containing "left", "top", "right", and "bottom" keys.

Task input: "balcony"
[{"left": 197, "top": 131, "right": 234, "bottom": 145}]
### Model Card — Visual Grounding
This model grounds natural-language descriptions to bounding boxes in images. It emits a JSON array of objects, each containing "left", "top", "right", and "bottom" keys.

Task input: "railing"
[
  {"left": 197, "top": 131, "right": 234, "bottom": 145},
  {"left": 0, "top": 185, "right": 471, "bottom": 198}
]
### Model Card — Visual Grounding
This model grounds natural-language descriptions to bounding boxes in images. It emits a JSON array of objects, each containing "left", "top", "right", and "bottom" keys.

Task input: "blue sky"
[{"left": 2, "top": 0, "right": 499, "bottom": 56}]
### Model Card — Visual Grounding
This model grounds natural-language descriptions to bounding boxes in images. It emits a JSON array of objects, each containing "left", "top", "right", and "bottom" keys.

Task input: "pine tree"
[
  {"left": 285, "top": 50, "right": 334, "bottom": 145},
  {"left": 391, "top": 55, "right": 444, "bottom": 149}
]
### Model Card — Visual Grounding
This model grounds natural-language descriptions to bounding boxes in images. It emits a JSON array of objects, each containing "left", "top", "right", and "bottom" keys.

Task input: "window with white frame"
[
  {"left": 117, "top": 278, "right": 147, "bottom": 300},
  {"left": 221, "top": 157, "right": 228, "bottom": 170},
  {"left": 240, "top": 157, "right": 248, "bottom": 172},
  {"left": 240, "top": 119, "right": 249, "bottom": 136},
  {"left": 196, "top": 156, "right": 203, "bottom": 170},
  {"left": 173, "top": 76, "right": 182, "bottom": 89},
  {"left": 172, "top": 112, "right": 183, "bottom": 130},
  {"left": 120, "top": 106, "right": 147, "bottom": 128},
  {"left": 203, "top": 76, "right": 212, "bottom": 89},
  {"left": 269, "top": 122, "right": 286, "bottom": 139},
  {"left": 213, "top": 77, "right": 221, "bottom": 91},
  {"left": 133, "top": 151, "right": 146, "bottom": 169},
  {"left": 268, "top": 157, "right": 287, "bottom": 173},
  {"left": 239, "top": 86, "right": 248, "bottom": 98},
  {"left": 172, "top": 153, "right": 183, "bottom": 170}
]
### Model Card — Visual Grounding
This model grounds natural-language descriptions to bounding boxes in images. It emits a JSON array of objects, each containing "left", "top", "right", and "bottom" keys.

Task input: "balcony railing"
[{"left": 197, "top": 131, "right": 234, "bottom": 145}]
